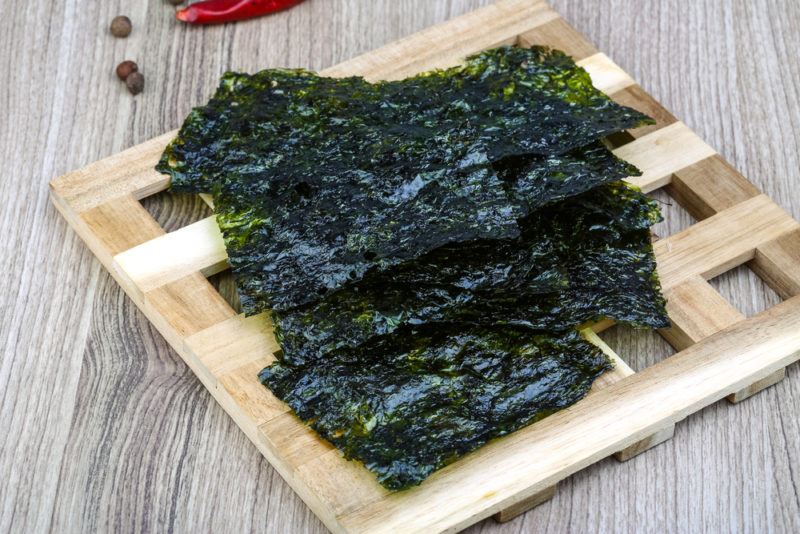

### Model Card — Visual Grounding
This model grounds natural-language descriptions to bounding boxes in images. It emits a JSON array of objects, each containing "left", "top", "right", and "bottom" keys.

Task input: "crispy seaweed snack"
[
  {"left": 158, "top": 46, "right": 652, "bottom": 309},
  {"left": 273, "top": 183, "right": 668, "bottom": 365},
  {"left": 156, "top": 45, "right": 669, "bottom": 492},
  {"left": 260, "top": 327, "right": 611, "bottom": 490},
  {"left": 217, "top": 142, "right": 639, "bottom": 314}
]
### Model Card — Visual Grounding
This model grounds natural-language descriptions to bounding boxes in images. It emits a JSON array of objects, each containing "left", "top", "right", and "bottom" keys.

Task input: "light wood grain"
[
  {"left": 49, "top": 0, "right": 800, "bottom": 529},
  {"left": 114, "top": 215, "right": 228, "bottom": 293},
  {"left": 493, "top": 485, "right": 557, "bottom": 523},
  {"left": 578, "top": 53, "right": 635, "bottom": 95},
  {"left": 614, "top": 121, "right": 716, "bottom": 192},
  {"left": 660, "top": 274, "right": 745, "bottom": 352},
  {"left": 3, "top": 1, "right": 800, "bottom": 534},
  {"left": 585, "top": 330, "right": 676, "bottom": 463},
  {"left": 613, "top": 423, "right": 676, "bottom": 462}
]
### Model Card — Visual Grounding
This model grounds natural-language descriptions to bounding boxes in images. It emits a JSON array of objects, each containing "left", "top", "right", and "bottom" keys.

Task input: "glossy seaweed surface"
[
  {"left": 260, "top": 327, "right": 611, "bottom": 490},
  {"left": 274, "top": 183, "right": 668, "bottom": 365},
  {"left": 156, "top": 45, "right": 668, "bottom": 491},
  {"left": 158, "top": 46, "right": 652, "bottom": 310}
]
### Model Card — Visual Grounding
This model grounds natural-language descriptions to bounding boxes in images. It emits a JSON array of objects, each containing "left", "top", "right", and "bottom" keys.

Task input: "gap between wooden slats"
[
  {"left": 653, "top": 194, "right": 799, "bottom": 290},
  {"left": 665, "top": 155, "right": 800, "bottom": 300},
  {"left": 655, "top": 154, "right": 797, "bottom": 405}
]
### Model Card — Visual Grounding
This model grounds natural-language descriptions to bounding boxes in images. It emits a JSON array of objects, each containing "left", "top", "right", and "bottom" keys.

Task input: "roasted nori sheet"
[
  {"left": 273, "top": 183, "right": 668, "bottom": 365},
  {"left": 216, "top": 142, "right": 640, "bottom": 314},
  {"left": 156, "top": 45, "right": 669, "bottom": 492},
  {"left": 260, "top": 327, "right": 611, "bottom": 490},
  {"left": 158, "top": 46, "right": 652, "bottom": 310}
]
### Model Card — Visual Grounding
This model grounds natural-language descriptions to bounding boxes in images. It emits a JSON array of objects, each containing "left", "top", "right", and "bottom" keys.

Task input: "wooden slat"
[
  {"left": 626, "top": 276, "right": 743, "bottom": 454},
  {"left": 614, "top": 424, "right": 675, "bottom": 462},
  {"left": 610, "top": 85, "right": 678, "bottom": 140},
  {"left": 654, "top": 194, "right": 799, "bottom": 290},
  {"left": 183, "top": 313, "right": 287, "bottom": 424},
  {"left": 175, "top": 320, "right": 642, "bottom": 525},
  {"left": 184, "top": 312, "right": 279, "bottom": 377},
  {"left": 50, "top": 132, "right": 175, "bottom": 213},
  {"left": 517, "top": 17, "right": 598, "bottom": 59},
  {"left": 182, "top": 312, "right": 275, "bottom": 385},
  {"left": 296, "top": 451, "right": 391, "bottom": 520},
  {"left": 114, "top": 215, "right": 227, "bottom": 293},
  {"left": 218, "top": 359, "right": 290, "bottom": 427},
  {"left": 77, "top": 195, "right": 165, "bottom": 260},
  {"left": 659, "top": 275, "right": 745, "bottom": 351},
  {"left": 727, "top": 368, "right": 786, "bottom": 403},
  {"left": 658, "top": 276, "right": 784, "bottom": 404},
  {"left": 259, "top": 412, "right": 335, "bottom": 470},
  {"left": 337, "top": 296, "right": 800, "bottom": 534},
  {"left": 493, "top": 485, "right": 556, "bottom": 523},
  {"left": 142, "top": 273, "right": 236, "bottom": 348},
  {"left": 667, "top": 155, "right": 761, "bottom": 220},
  {"left": 751, "top": 229, "right": 800, "bottom": 300},
  {"left": 582, "top": 330, "right": 674, "bottom": 461},
  {"left": 662, "top": 156, "right": 800, "bottom": 307},
  {"left": 51, "top": 193, "right": 167, "bottom": 304},
  {"left": 582, "top": 329, "right": 634, "bottom": 390},
  {"left": 578, "top": 53, "right": 635, "bottom": 95},
  {"left": 615, "top": 122, "right": 717, "bottom": 192}
]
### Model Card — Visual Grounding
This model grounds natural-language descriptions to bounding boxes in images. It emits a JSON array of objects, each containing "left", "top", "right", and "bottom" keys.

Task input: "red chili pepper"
[{"left": 176, "top": 0, "right": 305, "bottom": 24}]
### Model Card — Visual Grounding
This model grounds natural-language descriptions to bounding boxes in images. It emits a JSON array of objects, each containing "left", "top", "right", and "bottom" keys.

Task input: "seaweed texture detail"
[
  {"left": 156, "top": 45, "right": 667, "bottom": 491},
  {"left": 158, "top": 46, "right": 653, "bottom": 310},
  {"left": 274, "top": 183, "right": 668, "bottom": 365},
  {"left": 260, "top": 327, "right": 611, "bottom": 490}
]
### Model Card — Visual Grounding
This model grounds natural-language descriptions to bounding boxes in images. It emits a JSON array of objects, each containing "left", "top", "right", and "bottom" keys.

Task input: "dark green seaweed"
[
  {"left": 273, "top": 183, "right": 668, "bottom": 365},
  {"left": 216, "top": 142, "right": 640, "bottom": 314},
  {"left": 260, "top": 327, "right": 611, "bottom": 490},
  {"left": 158, "top": 46, "right": 652, "bottom": 309},
  {"left": 155, "top": 45, "right": 668, "bottom": 492}
]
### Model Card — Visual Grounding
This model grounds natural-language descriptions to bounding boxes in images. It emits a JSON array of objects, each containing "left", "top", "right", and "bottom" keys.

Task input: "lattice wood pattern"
[{"left": 50, "top": 1, "right": 800, "bottom": 532}]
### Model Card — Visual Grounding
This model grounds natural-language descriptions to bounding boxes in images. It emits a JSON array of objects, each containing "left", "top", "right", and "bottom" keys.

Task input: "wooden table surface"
[{"left": 2, "top": 0, "right": 799, "bottom": 532}]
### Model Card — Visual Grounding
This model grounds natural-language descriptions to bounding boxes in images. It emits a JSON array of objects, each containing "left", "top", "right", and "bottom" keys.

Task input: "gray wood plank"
[{"left": 1, "top": 0, "right": 798, "bottom": 533}]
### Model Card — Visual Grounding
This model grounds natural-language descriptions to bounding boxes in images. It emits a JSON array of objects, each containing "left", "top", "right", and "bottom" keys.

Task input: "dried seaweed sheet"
[
  {"left": 154, "top": 45, "right": 668, "bottom": 492},
  {"left": 158, "top": 46, "right": 652, "bottom": 309},
  {"left": 260, "top": 327, "right": 611, "bottom": 490},
  {"left": 274, "top": 183, "right": 667, "bottom": 365},
  {"left": 217, "top": 142, "right": 640, "bottom": 314}
]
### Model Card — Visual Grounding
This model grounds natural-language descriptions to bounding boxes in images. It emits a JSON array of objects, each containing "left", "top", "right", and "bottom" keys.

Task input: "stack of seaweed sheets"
[{"left": 157, "top": 46, "right": 669, "bottom": 490}]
